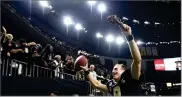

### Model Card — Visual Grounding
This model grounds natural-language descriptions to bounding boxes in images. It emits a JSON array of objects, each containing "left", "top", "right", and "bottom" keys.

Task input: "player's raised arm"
[
  {"left": 80, "top": 64, "right": 108, "bottom": 93},
  {"left": 107, "top": 15, "right": 142, "bottom": 80}
]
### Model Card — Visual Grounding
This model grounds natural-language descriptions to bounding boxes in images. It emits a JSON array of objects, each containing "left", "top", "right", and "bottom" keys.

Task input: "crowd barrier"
[
  {"left": 1, "top": 58, "right": 75, "bottom": 79},
  {"left": 0, "top": 58, "right": 105, "bottom": 96}
]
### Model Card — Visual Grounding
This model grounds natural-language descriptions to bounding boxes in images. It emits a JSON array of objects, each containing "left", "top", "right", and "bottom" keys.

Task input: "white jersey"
[{"left": 53, "top": 60, "right": 63, "bottom": 78}]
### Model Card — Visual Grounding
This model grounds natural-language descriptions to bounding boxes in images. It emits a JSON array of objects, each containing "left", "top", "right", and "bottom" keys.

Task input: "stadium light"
[
  {"left": 75, "top": 23, "right": 83, "bottom": 40},
  {"left": 133, "top": 19, "right": 139, "bottom": 24},
  {"left": 63, "top": 16, "right": 73, "bottom": 35},
  {"left": 106, "top": 34, "right": 114, "bottom": 43},
  {"left": 96, "top": 32, "right": 103, "bottom": 48},
  {"left": 155, "top": 22, "right": 160, "bottom": 25},
  {"left": 63, "top": 16, "right": 73, "bottom": 26},
  {"left": 116, "top": 36, "right": 124, "bottom": 45},
  {"left": 106, "top": 34, "right": 114, "bottom": 52},
  {"left": 98, "top": 3, "right": 106, "bottom": 12},
  {"left": 97, "top": 3, "right": 106, "bottom": 20},
  {"left": 39, "top": 1, "right": 49, "bottom": 8},
  {"left": 88, "top": 1, "right": 96, "bottom": 5},
  {"left": 137, "top": 40, "right": 144, "bottom": 45},
  {"left": 49, "top": 5, "right": 52, "bottom": 9},
  {"left": 122, "top": 17, "right": 128, "bottom": 21},
  {"left": 144, "top": 21, "right": 150, "bottom": 25},
  {"left": 87, "top": 1, "right": 97, "bottom": 13},
  {"left": 75, "top": 23, "right": 83, "bottom": 31},
  {"left": 96, "top": 33, "right": 103, "bottom": 38}
]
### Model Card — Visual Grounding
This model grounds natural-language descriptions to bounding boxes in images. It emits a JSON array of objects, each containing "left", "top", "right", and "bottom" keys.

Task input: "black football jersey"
[{"left": 106, "top": 69, "right": 142, "bottom": 96}]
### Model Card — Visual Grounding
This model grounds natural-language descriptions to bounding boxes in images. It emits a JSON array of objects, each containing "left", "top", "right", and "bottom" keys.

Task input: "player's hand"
[
  {"left": 120, "top": 24, "right": 132, "bottom": 36},
  {"left": 107, "top": 15, "right": 132, "bottom": 36},
  {"left": 107, "top": 15, "right": 122, "bottom": 25},
  {"left": 80, "top": 63, "right": 89, "bottom": 71}
]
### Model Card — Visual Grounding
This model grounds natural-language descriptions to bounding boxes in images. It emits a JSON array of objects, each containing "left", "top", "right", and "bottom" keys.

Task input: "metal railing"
[
  {"left": 0, "top": 58, "right": 104, "bottom": 95},
  {"left": 0, "top": 58, "right": 75, "bottom": 80}
]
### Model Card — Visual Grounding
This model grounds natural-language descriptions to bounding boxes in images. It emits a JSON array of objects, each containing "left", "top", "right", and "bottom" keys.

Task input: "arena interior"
[{"left": 0, "top": 0, "right": 181, "bottom": 96}]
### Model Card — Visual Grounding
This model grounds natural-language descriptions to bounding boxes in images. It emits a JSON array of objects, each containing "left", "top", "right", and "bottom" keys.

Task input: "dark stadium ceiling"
[{"left": 4, "top": 1, "right": 181, "bottom": 58}]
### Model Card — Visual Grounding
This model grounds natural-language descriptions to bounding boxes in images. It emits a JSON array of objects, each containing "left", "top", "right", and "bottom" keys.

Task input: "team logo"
[
  {"left": 121, "top": 79, "right": 125, "bottom": 84},
  {"left": 109, "top": 81, "right": 113, "bottom": 86}
]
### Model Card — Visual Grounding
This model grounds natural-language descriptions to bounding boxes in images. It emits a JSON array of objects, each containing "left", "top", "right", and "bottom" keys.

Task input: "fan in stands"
[{"left": 74, "top": 55, "right": 88, "bottom": 71}]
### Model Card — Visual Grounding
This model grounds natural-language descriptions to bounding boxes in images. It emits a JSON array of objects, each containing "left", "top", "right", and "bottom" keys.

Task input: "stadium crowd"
[{"left": 1, "top": 25, "right": 111, "bottom": 82}]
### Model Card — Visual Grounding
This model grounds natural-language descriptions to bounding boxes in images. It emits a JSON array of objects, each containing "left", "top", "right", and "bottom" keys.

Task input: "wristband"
[
  {"left": 126, "top": 34, "right": 134, "bottom": 41},
  {"left": 84, "top": 70, "right": 90, "bottom": 76}
]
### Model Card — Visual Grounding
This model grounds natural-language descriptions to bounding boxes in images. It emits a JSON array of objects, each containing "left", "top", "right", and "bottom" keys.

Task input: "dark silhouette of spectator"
[
  {"left": 1, "top": 27, "right": 22, "bottom": 58},
  {"left": 30, "top": 44, "right": 49, "bottom": 77},
  {"left": 41, "top": 44, "right": 54, "bottom": 68},
  {"left": 64, "top": 55, "right": 75, "bottom": 75},
  {"left": 14, "top": 39, "right": 37, "bottom": 76},
  {"left": 1, "top": 26, "right": 23, "bottom": 76},
  {"left": 31, "top": 43, "right": 42, "bottom": 57}
]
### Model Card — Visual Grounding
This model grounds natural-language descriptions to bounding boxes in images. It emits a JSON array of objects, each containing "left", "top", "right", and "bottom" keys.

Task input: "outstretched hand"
[
  {"left": 80, "top": 63, "right": 89, "bottom": 71},
  {"left": 107, "top": 15, "right": 132, "bottom": 36},
  {"left": 107, "top": 15, "right": 121, "bottom": 24}
]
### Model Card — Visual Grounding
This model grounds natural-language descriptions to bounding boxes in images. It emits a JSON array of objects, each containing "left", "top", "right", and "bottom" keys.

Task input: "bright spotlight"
[
  {"left": 75, "top": 23, "right": 83, "bottom": 31},
  {"left": 133, "top": 19, "right": 139, "bottom": 24},
  {"left": 39, "top": 1, "right": 49, "bottom": 8},
  {"left": 122, "top": 17, "right": 128, "bottom": 21},
  {"left": 155, "top": 22, "right": 160, "bottom": 25},
  {"left": 63, "top": 16, "right": 73, "bottom": 26},
  {"left": 96, "top": 33, "right": 103, "bottom": 38},
  {"left": 106, "top": 34, "right": 114, "bottom": 43},
  {"left": 116, "top": 37, "right": 124, "bottom": 45},
  {"left": 87, "top": 1, "right": 97, "bottom": 13},
  {"left": 133, "top": 20, "right": 137, "bottom": 23},
  {"left": 98, "top": 3, "right": 106, "bottom": 13},
  {"left": 137, "top": 40, "right": 144, "bottom": 45},
  {"left": 49, "top": 5, "right": 52, "bottom": 9},
  {"left": 144, "top": 21, "right": 150, "bottom": 25},
  {"left": 97, "top": 3, "right": 106, "bottom": 19},
  {"left": 88, "top": 1, "right": 96, "bottom": 5}
]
